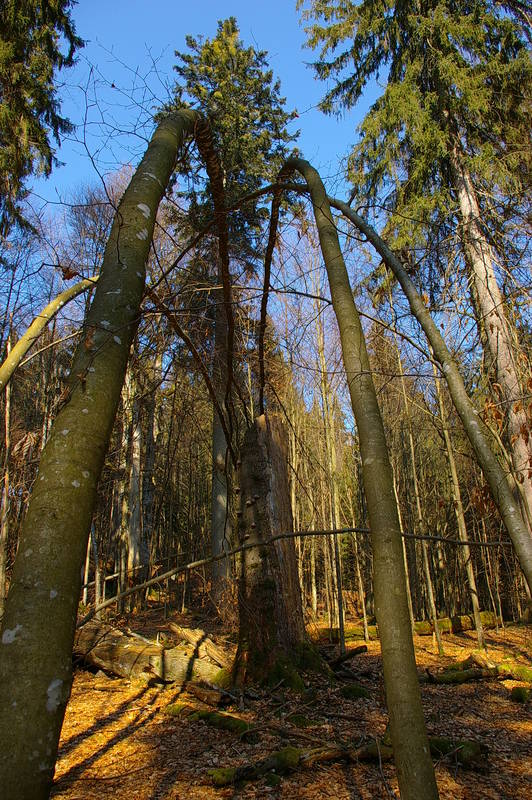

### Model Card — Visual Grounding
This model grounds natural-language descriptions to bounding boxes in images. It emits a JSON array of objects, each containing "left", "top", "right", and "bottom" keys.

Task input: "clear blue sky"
[{"left": 31, "top": 1, "right": 372, "bottom": 207}]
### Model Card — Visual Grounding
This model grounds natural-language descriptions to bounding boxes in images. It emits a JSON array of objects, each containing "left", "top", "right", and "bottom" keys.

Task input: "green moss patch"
[
  {"left": 510, "top": 686, "right": 530, "bottom": 703},
  {"left": 340, "top": 683, "right": 370, "bottom": 700}
]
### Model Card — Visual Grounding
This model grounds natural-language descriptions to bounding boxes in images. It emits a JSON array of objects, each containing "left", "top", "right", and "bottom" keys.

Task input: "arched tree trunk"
[
  {"left": 287, "top": 158, "right": 439, "bottom": 800},
  {"left": 0, "top": 110, "right": 197, "bottom": 800},
  {"left": 326, "top": 195, "right": 532, "bottom": 593}
]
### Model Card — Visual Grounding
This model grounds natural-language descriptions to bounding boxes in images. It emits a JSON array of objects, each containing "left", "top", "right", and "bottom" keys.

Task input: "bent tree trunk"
[
  {"left": 328, "top": 196, "right": 532, "bottom": 594},
  {"left": 234, "top": 414, "right": 306, "bottom": 686},
  {"left": 0, "top": 276, "right": 98, "bottom": 391},
  {"left": 0, "top": 110, "right": 197, "bottom": 800},
  {"left": 288, "top": 158, "right": 439, "bottom": 800}
]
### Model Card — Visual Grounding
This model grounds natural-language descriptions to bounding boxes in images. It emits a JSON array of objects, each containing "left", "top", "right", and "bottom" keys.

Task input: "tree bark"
[
  {"left": 74, "top": 619, "right": 221, "bottom": 683},
  {"left": 210, "top": 288, "right": 232, "bottom": 595},
  {"left": 288, "top": 158, "right": 439, "bottom": 800},
  {"left": 0, "top": 331, "right": 11, "bottom": 618},
  {"left": 234, "top": 414, "right": 306, "bottom": 685},
  {"left": 0, "top": 110, "right": 197, "bottom": 800},
  {"left": 327, "top": 195, "right": 532, "bottom": 593}
]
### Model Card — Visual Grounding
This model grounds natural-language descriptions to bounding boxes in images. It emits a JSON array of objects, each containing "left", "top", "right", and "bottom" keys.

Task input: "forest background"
[{"left": 0, "top": 1, "right": 530, "bottom": 798}]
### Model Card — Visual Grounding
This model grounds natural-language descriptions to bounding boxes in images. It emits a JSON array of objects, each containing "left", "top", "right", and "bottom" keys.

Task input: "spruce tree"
[
  {"left": 300, "top": 0, "right": 532, "bottom": 539},
  {"left": 165, "top": 18, "right": 298, "bottom": 589},
  {"left": 0, "top": 0, "right": 83, "bottom": 234}
]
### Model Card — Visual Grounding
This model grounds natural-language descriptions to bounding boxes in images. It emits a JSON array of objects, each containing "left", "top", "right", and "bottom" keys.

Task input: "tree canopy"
[
  {"left": 0, "top": 0, "right": 83, "bottom": 235},
  {"left": 300, "top": 0, "right": 531, "bottom": 251}
]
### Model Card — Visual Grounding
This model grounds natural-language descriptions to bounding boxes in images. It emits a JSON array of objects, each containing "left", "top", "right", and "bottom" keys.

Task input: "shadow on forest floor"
[{"left": 51, "top": 620, "right": 532, "bottom": 800}]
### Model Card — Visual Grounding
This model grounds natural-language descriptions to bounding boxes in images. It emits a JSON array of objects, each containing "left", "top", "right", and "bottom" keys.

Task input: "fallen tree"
[
  {"left": 74, "top": 619, "right": 221, "bottom": 684},
  {"left": 168, "top": 622, "right": 231, "bottom": 668},
  {"left": 207, "top": 735, "right": 485, "bottom": 787},
  {"left": 413, "top": 611, "right": 500, "bottom": 636},
  {"left": 424, "top": 651, "right": 532, "bottom": 685}
]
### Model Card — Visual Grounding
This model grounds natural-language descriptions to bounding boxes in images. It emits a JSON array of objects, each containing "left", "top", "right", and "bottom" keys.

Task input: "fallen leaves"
[{"left": 51, "top": 618, "right": 532, "bottom": 800}]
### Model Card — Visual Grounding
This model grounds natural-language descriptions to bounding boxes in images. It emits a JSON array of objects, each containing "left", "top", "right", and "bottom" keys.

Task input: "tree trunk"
[
  {"left": 210, "top": 287, "right": 232, "bottom": 597},
  {"left": 0, "top": 331, "right": 11, "bottom": 618},
  {"left": 289, "top": 158, "right": 439, "bottom": 800},
  {"left": 74, "top": 619, "right": 221, "bottom": 683},
  {"left": 328, "top": 195, "right": 532, "bottom": 593},
  {"left": 234, "top": 414, "right": 306, "bottom": 686},
  {"left": 451, "top": 153, "right": 532, "bottom": 532},
  {"left": 432, "top": 361, "right": 485, "bottom": 649},
  {"left": 0, "top": 110, "right": 198, "bottom": 800},
  {"left": 0, "top": 278, "right": 98, "bottom": 392}
]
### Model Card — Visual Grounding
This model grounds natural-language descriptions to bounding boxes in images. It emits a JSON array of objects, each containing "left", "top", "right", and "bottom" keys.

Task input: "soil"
[{"left": 51, "top": 612, "right": 532, "bottom": 800}]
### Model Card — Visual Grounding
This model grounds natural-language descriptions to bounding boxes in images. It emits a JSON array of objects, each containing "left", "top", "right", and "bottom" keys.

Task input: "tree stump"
[{"left": 233, "top": 414, "right": 308, "bottom": 686}]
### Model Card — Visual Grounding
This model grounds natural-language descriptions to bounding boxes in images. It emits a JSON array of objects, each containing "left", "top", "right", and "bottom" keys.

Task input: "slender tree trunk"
[
  {"left": 142, "top": 350, "right": 161, "bottom": 570},
  {"left": 327, "top": 196, "right": 532, "bottom": 592},
  {"left": 0, "top": 331, "right": 11, "bottom": 617},
  {"left": 392, "top": 470, "right": 415, "bottom": 631},
  {"left": 211, "top": 286, "right": 231, "bottom": 596},
  {"left": 392, "top": 328, "right": 443, "bottom": 653},
  {"left": 0, "top": 110, "right": 198, "bottom": 800},
  {"left": 432, "top": 361, "right": 485, "bottom": 649},
  {"left": 0, "top": 278, "right": 98, "bottom": 392},
  {"left": 289, "top": 158, "right": 439, "bottom": 800},
  {"left": 451, "top": 154, "right": 532, "bottom": 531},
  {"left": 315, "top": 308, "right": 345, "bottom": 653},
  {"left": 126, "top": 391, "right": 147, "bottom": 608}
]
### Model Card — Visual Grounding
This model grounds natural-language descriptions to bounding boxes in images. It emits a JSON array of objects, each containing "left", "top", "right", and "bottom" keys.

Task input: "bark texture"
[
  {"left": 234, "top": 414, "right": 306, "bottom": 685},
  {"left": 74, "top": 620, "right": 220, "bottom": 683},
  {"left": 0, "top": 110, "right": 197, "bottom": 800},
  {"left": 288, "top": 158, "right": 439, "bottom": 800}
]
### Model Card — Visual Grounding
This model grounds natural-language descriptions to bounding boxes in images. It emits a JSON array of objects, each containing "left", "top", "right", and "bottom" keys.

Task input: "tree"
[
  {"left": 0, "top": 0, "right": 83, "bottom": 234},
  {"left": 300, "top": 0, "right": 532, "bottom": 564},
  {"left": 287, "top": 156, "right": 439, "bottom": 800},
  {"left": 0, "top": 110, "right": 197, "bottom": 800},
  {"left": 166, "top": 18, "right": 298, "bottom": 592}
]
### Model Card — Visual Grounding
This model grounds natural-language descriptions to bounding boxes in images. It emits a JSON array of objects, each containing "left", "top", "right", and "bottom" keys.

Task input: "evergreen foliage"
[
  {"left": 166, "top": 16, "right": 299, "bottom": 268},
  {"left": 300, "top": 0, "right": 531, "bottom": 257},
  {"left": 0, "top": 0, "right": 83, "bottom": 235}
]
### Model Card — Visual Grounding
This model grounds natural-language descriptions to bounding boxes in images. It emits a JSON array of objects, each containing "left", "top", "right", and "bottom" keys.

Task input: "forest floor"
[{"left": 51, "top": 610, "right": 531, "bottom": 800}]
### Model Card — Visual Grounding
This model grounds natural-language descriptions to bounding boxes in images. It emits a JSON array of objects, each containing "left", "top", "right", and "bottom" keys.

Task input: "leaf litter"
[{"left": 51, "top": 617, "right": 531, "bottom": 800}]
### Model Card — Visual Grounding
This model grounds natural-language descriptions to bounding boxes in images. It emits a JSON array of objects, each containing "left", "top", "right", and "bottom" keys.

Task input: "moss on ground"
[{"left": 340, "top": 683, "right": 370, "bottom": 699}]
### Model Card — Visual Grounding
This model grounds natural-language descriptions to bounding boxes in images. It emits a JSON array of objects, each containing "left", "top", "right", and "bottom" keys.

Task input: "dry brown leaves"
[{"left": 51, "top": 620, "right": 532, "bottom": 800}]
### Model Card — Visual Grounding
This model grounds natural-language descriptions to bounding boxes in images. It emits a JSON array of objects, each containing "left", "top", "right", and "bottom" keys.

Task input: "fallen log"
[
  {"left": 424, "top": 656, "right": 532, "bottom": 685},
  {"left": 414, "top": 611, "right": 499, "bottom": 636},
  {"left": 74, "top": 619, "right": 221, "bottom": 684},
  {"left": 168, "top": 622, "right": 231, "bottom": 668},
  {"left": 207, "top": 735, "right": 485, "bottom": 786},
  {"left": 329, "top": 645, "right": 368, "bottom": 670}
]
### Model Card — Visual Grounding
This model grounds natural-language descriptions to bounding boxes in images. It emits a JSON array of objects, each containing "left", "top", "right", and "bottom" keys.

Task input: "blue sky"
[{"left": 30, "top": 1, "right": 372, "bottom": 208}]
